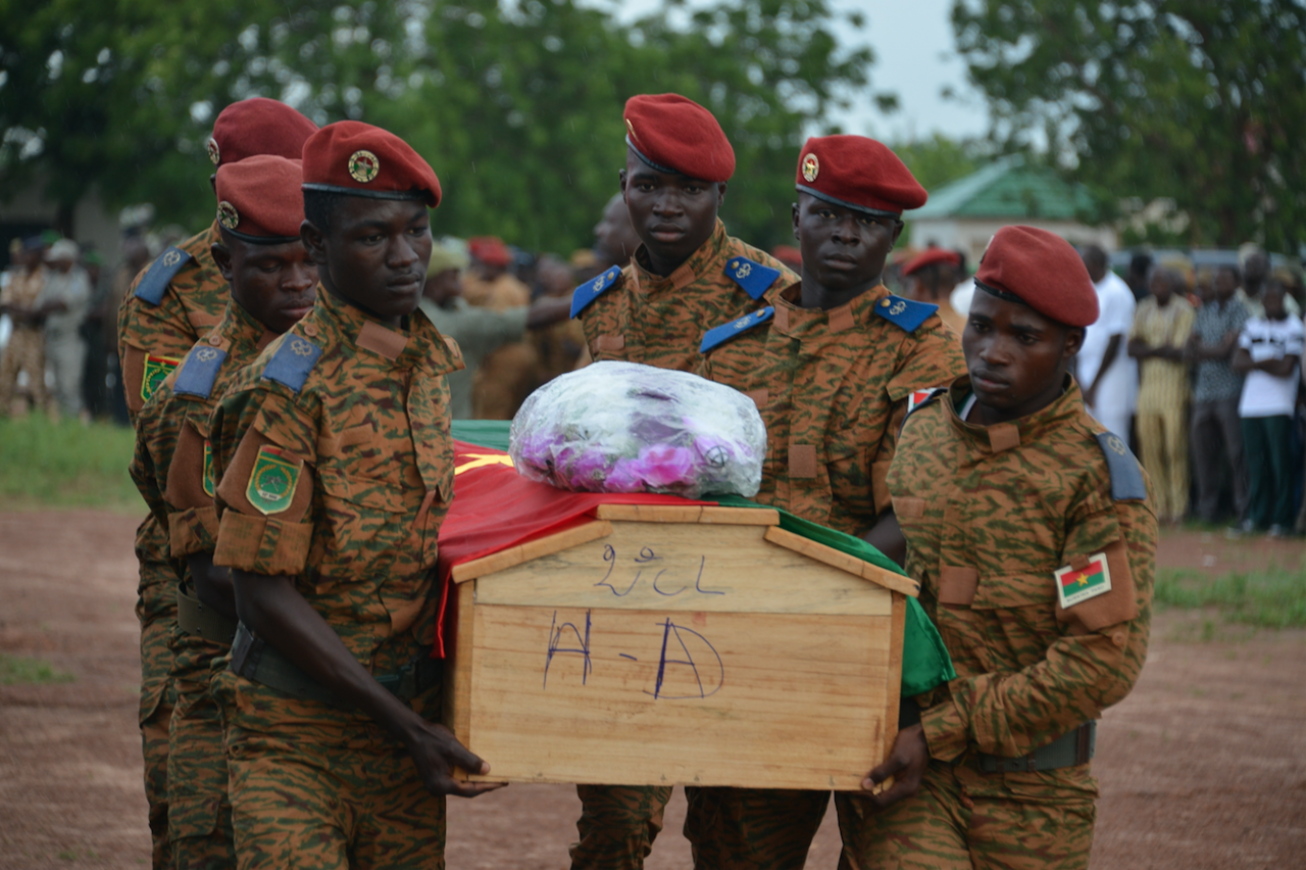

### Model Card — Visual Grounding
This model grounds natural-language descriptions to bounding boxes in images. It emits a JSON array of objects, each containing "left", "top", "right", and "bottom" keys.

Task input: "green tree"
[{"left": 951, "top": 0, "right": 1306, "bottom": 252}]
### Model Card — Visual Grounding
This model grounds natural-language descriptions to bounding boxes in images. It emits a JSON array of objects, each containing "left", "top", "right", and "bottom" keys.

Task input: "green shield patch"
[
  {"left": 246, "top": 445, "right": 300, "bottom": 516},
  {"left": 141, "top": 354, "right": 181, "bottom": 402},
  {"left": 202, "top": 440, "right": 215, "bottom": 498}
]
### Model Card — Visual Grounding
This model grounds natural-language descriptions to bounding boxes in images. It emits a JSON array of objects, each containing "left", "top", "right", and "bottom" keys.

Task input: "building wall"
[{"left": 910, "top": 218, "right": 1118, "bottom": 268}]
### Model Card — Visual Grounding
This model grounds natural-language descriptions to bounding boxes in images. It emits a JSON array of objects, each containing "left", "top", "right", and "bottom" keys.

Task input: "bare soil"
[{"left": 1, "top": 514, "right": 1302, "bottom": 869}]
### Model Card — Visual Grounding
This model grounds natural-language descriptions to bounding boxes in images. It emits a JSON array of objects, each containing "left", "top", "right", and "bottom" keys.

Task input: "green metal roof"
[{"left": 908, "top": 155, "right": 1096, "bottom": 221}]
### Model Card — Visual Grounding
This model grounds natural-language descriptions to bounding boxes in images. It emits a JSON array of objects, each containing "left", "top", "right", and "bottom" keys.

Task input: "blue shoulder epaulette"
[
  {"left": 570, "top": 266, "right": 623, "bottom": 318},
  {"left": 1094, "top": 432, "right": 1148, "bottom": 501},
  {"left": 873, "top": 294, "right": 938, "bottom": 333},
  {"left": 261, "top": 335, "right": 322, "bottom": 394},
  {"left": 724, "top": 256, "right": 781, "bottom": 301},
  {"left": 172, "top": 345, "right": 228, "bottom": 399},
  {"left": 132, "top": 247, "right": 194, "bottom": 306},
  {"left": 699, "top": 306, "right": 774, "bottom": 354}
]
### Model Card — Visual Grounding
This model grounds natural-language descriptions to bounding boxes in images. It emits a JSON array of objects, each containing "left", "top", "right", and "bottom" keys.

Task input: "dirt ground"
[{"left": 1, "top": 511, "right": 1303, "bottom": 869}]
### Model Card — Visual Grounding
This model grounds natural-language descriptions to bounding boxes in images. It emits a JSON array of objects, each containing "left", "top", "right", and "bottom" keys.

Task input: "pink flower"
[
  {"left": 603, "top": 458, "right": 645, "bottom": 492},
  {"left": 631, "top": 444, "right": 695, "bottom": 488},
  {"left": 565, "top": 450, "right": 612, "bottom": 490}
]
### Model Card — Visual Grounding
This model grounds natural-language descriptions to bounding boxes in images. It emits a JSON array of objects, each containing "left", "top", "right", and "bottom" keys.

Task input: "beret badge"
[
  {"left": 348, "top": 149, "right": 380, "bottom": 183},
  {"left": 206, "top": 138, "right": 221, "bottom": 166},
  {"left": 217, "top": 201, "right": 240, "bottom": 230},
  {"left": 801, "top": 153, "right": 819, "bottom": 183}
]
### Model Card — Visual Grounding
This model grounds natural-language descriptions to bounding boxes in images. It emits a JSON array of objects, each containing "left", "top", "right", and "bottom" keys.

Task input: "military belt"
[
  {"left": 977, "top": 721, "right": 1096, "bottom": 773},
  {"left": 176, "top": 584, "right": 238, "bottom": 645},
  {"left": 229, "top": 622, "right": 439, "bottom": 710}
]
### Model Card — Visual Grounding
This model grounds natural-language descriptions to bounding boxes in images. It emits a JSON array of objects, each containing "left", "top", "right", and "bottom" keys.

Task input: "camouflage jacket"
[
  {"left": 118, "top": 221, "right": 228, "bottom": 421},
  {"left": 572, "top": 219, "right": 797, "bottom": 372},
  {"left": 888, "top": 378, "right": 1156, "bottom": 771},
  {"left": 697, "top": 283, "right": 965, "bottom": 535},
  {"left": 209, "top": 288, "right": 463, "bottom": 666},
  {"left": 129, "top": 300, "right": 277, "bottom": 568}
]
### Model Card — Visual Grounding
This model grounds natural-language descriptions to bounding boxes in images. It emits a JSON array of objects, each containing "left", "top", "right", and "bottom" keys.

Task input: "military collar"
[
  {"left": 210, "top": 297, "right": 278, "bottom": 356},
  {"left": 769, "top": 281, "right": 887, "bottom": 338},
  {"left": 312, "top": 285, "right": 455, "bottom": 374},
  {"left": 943, "top": 374, "right": 1084, "bottom": 454},
  {"left": 630, "top": 219, "right": 729, "bottom": 295},
  {"left": 180, "top": 220, "right": 221, "bottom": 260}
]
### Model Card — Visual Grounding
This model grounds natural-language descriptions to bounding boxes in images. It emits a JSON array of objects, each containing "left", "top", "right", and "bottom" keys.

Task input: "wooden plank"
[
  {"left": 462, "top": 603, "right": 892, "bottom": 789},
  {"left": 883, "top": 592, "right": 907, "bottom": 763},
  {"left": 762, "top": 526, "right": 867, "bottom": 579},
  {"left": 444, "top": 581, "right": 476, "bottom": 744},
  {"left": 593, "top": 504, "right": 779, "bottom": 526},
  {"left": 451, "top": 520, "right": 614, "bottom": 583},
  {"left": 696, "top": 507, "right": 779, "bottom": 526},
  {"left": 475, "top": 521, "right": 893, "bottom": 616},
  {"left": 861, "top": 563, "right": 921, "bottom": 599}
]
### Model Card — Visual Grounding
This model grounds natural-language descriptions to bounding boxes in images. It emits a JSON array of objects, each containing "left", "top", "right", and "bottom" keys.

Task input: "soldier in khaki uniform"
[
  {"left": 692, "top": 135, "right": 966, "bottom": 869},
  {"left": 567, "top": 92, "right": 797, "bottom": 870},
  {"left": 0, "top": 238, "right": 49, "bottom": 414},
  {"left": 116, "top": 97, "right": 318, "bottom": 868},
  {"left": 847, "top": 225, "right": 1156, "bottom": 870},
  {"left": 209, "top": 121, "right": 498, "bottom": 869},
  {"left": 130, "top": 156, "right": 317, "bottom": 869}
]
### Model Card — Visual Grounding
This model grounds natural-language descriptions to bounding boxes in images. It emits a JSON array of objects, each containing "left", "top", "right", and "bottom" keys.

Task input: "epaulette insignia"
[
  {"left": 173, "top": 345, "right": 228, "bottom": 399},
  {"left": 570, "top": 266, "right": 623, "bottom": 318},
  {"left": 132, "top": 247, "right": 194, "bottom": 306},
  {"left": 261, "top": 335, "right": 322, "bottom": 394},
  {"left": 724, "top": 256, "right": 781, "bottom": 301},
  {"left": 699, "top": 306, "right": 774, "bottom": 354},
  {"left": 874, "top": 294, "right": 937, "bottom": 333},
  {"left": 1094, "top": 432, "right": 1147, "bottom": 501}
]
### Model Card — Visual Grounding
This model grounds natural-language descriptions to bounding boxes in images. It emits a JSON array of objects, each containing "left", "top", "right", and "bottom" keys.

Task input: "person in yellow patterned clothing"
[
  {"left": 0, "top": 238, "right": 49, "bottom": 414},
  {"left": 690, "top": 135, "right": 965, "bottom": 870},
  {"left": 847, "top": 225, "right": 1156, "bottom": 870},
  {"left": 209, "top": 121, "right": 500, "bottom": 870},
  {"left": 567, "top": 92, "right": 797, "bottom": 870},
  {"left": 116, "top": 97, "right": 318, "bottom": 868},
  {"left": 130, "top": 155, "right": 317, "bottom": 870}
]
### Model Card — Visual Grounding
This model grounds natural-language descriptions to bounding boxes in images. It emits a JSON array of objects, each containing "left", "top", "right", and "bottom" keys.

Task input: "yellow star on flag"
[{"left": 455, "top": 453, "right": 516, "bottom": 475}]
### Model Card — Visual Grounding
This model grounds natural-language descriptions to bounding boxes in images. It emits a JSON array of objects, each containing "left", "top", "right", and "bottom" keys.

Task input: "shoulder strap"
[
  {"left": 570, "top": 265, "right": 624, "bottom": 318},
  {"left": 173, "top": 345, "right": 228, "bottom": 399},
  {"left": 132, "top": 247, "right": 195, "bottom": 306},
  {"left": 699, "top": 306, "right": 774, "bottom": 354},
  {"left": 261, "top": 335, "right": 322, "bottom": 394},
  {"left": 873, "top": 294, "right": 938, "bottom": 333},
  {"left": 1094, "top": 432, "right": 1148, "bottom": 501},
  {"left": 724, "top": 255, "right": 782, "bottom": 301}
]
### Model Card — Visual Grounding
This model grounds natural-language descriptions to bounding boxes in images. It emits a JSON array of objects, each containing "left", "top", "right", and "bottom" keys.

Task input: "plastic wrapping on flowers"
[{"left": 509, "top": 361, "right": 766, "bottom": 498}]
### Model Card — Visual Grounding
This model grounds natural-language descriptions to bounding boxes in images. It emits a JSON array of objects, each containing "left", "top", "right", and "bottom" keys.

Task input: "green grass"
[
  {"left": 1155, "top": 567, "right": 1306, "bottom": 629},
  {"left": 0, "top": 414, "right": 142, "bottom": 510},
  {"left": 0, "top": 653, "right": 75, "bottom": 685}
]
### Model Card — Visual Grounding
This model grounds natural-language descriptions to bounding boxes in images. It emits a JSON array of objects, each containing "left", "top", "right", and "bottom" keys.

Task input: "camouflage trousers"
[
  {"left": 137, "top": 517, "right": 181, "bottom": 869},
  {"left": 834, "top": 759, "right": 1097, "bottom": 870},
  {"left": 0, "top": 326, "right": 48, "bottom": 413},
  {"left": 683, "top": 787, "right": 830, "bottom": 870},
  {"left": 570, "top": 785, "right": 673, "bottom": 870},
  {"left": 213, "top": 672, "right": 447, "bottom": 870},
  {"left": 168, "top": 623, "right": 235, "bottom": 870}
]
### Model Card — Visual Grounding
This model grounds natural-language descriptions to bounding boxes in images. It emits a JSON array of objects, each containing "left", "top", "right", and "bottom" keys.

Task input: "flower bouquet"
[{"left": 509, "top": 361, "right": 766, "bottom": 498}]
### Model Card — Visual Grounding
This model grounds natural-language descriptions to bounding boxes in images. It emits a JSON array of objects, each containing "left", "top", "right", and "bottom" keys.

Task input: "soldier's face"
[
  {"left": 305, "top": 197, "right": 432, "bottom": 326},
  {"left": 620, "top": 151, "right": 724, "bottom": 268},
  {"left": 214, "top": 236, "right": 318, "bottom": 335},
  {"left": 963, "top": 290, "right": 1082, "bottom": 422},
  {"left": 793, "top": 194, "right": 901, "bottom": 294}
]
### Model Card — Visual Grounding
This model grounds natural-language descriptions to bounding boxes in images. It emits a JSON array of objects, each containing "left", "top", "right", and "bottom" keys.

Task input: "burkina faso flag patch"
[
  {"left": 1054, "top": 552, "right": 1112, "bottom": 609},
  {"left": 246, "top": 445, "right": 301, "bottom": 516},
  {"left": 141, "top": 354, "right": 181, "bottom": 402}
]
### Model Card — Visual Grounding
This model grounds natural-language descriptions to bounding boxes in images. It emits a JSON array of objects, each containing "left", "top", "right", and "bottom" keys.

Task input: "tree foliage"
[
  {"left": 0, "top": 0, "right": 880, "bottom": 253},
  {"left": 951, "top": 0, "right": 1306, "bottom": 252}
]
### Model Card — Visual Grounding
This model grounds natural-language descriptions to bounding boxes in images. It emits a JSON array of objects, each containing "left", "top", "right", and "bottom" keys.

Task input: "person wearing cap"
[
  {"left": 901, "top": 247, "right": 966, "bottom": 336},
  {"left": 690, "top": 134, "right": 966, "bottom": 869},
  {"left": 129, "top": 155, "right": 318, "bottom": 869},
  {"left": 37, "top": 238, "right": 93, "bottom": 418},
  {"left": 0, "top": 236, "right": 51, "bottom": 415},
  {"left": 459, "top": 236, "right": 541, "bottom": 419},
  {"left": 844, "top": 225, "right": 1156, "bottom": 870},
  {"left": 113, "top": 96, "right": 317, "bottom": 869},
  {"left": 207, "top": 120, "right": 499, "bottom": 868}
]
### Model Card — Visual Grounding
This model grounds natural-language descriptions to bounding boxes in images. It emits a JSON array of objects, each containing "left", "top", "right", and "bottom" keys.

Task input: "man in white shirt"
[
  {"left": 1233, "top": 279, "right": 1303, "bottom": 536},
  {"left": 1078, "top": 245, "right": 1137, "bottom": 444}
]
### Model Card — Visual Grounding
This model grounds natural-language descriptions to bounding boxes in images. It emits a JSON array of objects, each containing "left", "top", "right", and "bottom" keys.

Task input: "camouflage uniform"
[
  {"left": 208, "top": 288, "right": 462, "bottom": 869},
  {"left": 840, "top": 377, "right": 1156, "bottom": 870},
  {"left": 130, "top": 300, "right": 278, "bottom": 869},
  {"left": 688, "top": 282, "right": 966, "bottom": 869},
  {"left": 118, "top": 222, "right": 229, "bottom": 868},
  {"left": 567, "top": 222, "right": 796, "bottom": 870},
  {"left": 0, "top": 266, "right": 49, "bottom": 413}
]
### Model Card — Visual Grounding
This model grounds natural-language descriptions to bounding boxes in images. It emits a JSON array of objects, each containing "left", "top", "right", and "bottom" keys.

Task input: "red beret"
[
  {"left": 301, "top": 121, "right": 441, "bottom": 207},
  {"left": 975, "top": 226, "right": 1099, "bottom": 327},
  {"left": 214, "top": 156, "right": 304, "bottom": 243},
  {"left": 623, "top": 94, "right": 735, "bottom": 183},
  {"left": 207, "top": 98, "right": 317, "bottom": 168},
  {"left": 902, "top": 248, "right": 961, "bottom": 276},
  {"left": 795, "top": 136, "right": 927, "bottom": 216},
  {"left": 468, "top": 236, "right": 511, "bottom": 268}
]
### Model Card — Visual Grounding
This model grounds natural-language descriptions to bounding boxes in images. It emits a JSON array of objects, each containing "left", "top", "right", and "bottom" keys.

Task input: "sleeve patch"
[
  {"left": 132, "top": 247, "right": 194, "bottom": 306},
  {"left": 261, "top": 336, "right": 322, "bottom": 394},
  {"left": 141, "top": 354, "right": 182, "bottom": 403},
  {"left": 1095, "top": 432, "right": 1147, "bottom": 501},
  {"left": 699, "top": 306, "right": 774, "bottom": 354},
  {"left": 724, "top": 256, "right": 781, "bottom": 301},
  {"left": 874, "top": 294, "right": 938, "bottom": 333},
  {"left": 570, "top": 265, "right": 624, "bottom": 318},
  {"left": 246, "top": 445, "right": 302, "bottom": 516},
  {"left": 173, "top": 346, "right": 227, "bottom": 399}
]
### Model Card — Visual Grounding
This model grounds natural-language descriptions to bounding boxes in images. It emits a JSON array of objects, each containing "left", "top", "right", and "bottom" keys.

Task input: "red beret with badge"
[
  {"left": 301, "top": 120, "right": 441, "bottom": 207},
  {"left": 901, "top": 247, "right": 961, "bottom": 276},
  {"left": 207, "top": 97, "right": 318, "bottom": 168},
  {"left": 975, "top": 225, "right": 1099, "bottom": 327},
  {"left": 623, "top": 94, "right": 735, "bottom": 183},
  {"left": 214, "top": 155, "right": 305, "bottom": 243},
  {"left": 468, "top": 236, "right": 512, "bottom": 268},
  {"left": 795, "top": 135, "right": 927, "bottom": 217}
]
